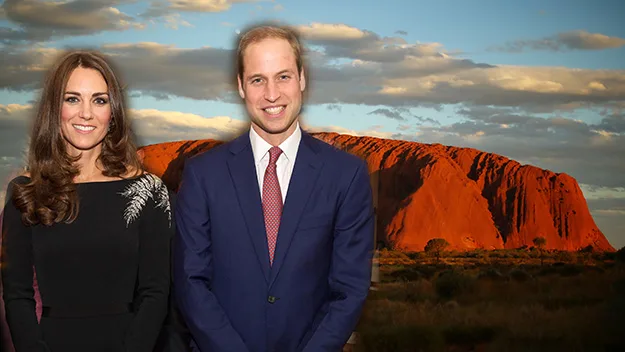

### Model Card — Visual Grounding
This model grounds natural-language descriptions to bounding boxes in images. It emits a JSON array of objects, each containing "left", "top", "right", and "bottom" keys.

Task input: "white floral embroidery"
[{"left": 120, "top": 173, "right": 171, "bottom": 228}]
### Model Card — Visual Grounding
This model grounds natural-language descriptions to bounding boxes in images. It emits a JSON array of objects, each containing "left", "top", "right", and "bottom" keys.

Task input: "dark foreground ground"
[{"left": 351, "top": 248, "right": 625, "bottom": 352}]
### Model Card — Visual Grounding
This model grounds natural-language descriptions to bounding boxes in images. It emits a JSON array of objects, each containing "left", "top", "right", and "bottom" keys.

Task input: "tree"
[
  {"left": 533, "top": 236, "right": 547, "bottom": 265},
  {"left": 424, "top": 238, "right": 450, "bottom": 263}
]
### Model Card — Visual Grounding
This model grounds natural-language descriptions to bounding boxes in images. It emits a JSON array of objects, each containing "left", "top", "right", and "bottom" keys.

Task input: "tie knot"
[{"left": 268, "top": 146, "right": 282, "bottom": 165}]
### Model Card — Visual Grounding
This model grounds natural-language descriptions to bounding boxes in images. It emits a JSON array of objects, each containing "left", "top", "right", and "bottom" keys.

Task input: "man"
[{"left": 174, "top": 24, "right": 374, "bottom": 352}]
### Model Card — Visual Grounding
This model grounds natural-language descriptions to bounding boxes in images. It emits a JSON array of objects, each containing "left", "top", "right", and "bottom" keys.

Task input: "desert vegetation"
[{"left": 352, "top": 245, "right": 625, "bottom": 352}]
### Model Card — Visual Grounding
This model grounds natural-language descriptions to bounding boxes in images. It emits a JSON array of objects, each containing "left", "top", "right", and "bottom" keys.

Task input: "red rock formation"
[{"left": 139, "top": 132, "right": 614, "bottom": 252}]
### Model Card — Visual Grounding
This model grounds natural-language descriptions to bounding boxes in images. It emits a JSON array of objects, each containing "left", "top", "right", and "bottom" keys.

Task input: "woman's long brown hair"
[{"left": 13, "top": 50, "right": 143, "bottom": 226}]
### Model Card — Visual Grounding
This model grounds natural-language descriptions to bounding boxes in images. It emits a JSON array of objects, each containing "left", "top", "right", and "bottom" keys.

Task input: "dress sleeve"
[
  {"left": 1, "top": 178, "right": 50, "bottom": 352},
  {"left": 124, "top": 175, "right": 173, "bottom": 352}
]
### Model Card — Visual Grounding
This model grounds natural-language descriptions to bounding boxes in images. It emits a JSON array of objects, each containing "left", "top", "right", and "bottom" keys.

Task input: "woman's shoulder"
[
  {"left": 119, "top": 171, "right": 172, "bottom": 226},
  {"left": 7, "top": 172, "right": 31, "bottom": 185},
  {"left": 123, "top": 169, "right": 164, "bottom": 184},
  {"left": 121, "top": 171, "right": 170, "bottom": 196}
]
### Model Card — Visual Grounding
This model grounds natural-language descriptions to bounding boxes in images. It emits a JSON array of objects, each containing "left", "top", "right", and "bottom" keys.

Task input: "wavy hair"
[{"left": 13, "top": 50, "right": 142, "bottom": 226}]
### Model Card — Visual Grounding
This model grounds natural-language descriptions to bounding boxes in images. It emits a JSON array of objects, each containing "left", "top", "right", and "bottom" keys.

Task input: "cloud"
[
  {"left": 2, "top": 23, "right": 625, "bottom": 112},
  {"left": 297, "top": 22, "right": 452, "bottom": 63},
  {"left": 298, "top": 23, "right": 368, "bottom": 41},
  {"left": 142, "top": 0, "right": 257, "bottom": 18},
  {"left": 160, "top": 13, "right": 194, "bottom": 30},
  {"left": 366, "top": 107, "right": 441, "bottom": 124},
  {"left": 490, "top": 30, "right": 625, "bottom": 52},
  {"left": 130, "top": 109, "right": 248, "bottom": 145},
  {"left": 0, "top": 47, "right": 63, "bottom": 91},
  {"left": 587, "top": 197, "right": 625, "bottom": 249},
  {"left": 0, "top": 104, "right": 32, "bottom": 196},
  {"left": 170, "top": 0, "right": 254, "bottom": 12},
  {"left": 326, "top": 104, "right": 342, "bottom": 112},
  {"left": 0, "top": 104, "right": 31, "bottom": 159},
  {"left": 308, "top": 62, "right": 625, "bottom": 110},
  {"left": 0, "top": 0, "right": 143, "bottom": 43},
  {"left": 594, "top": 110, "right": 625, "bottom": 134},
  {"left": 411, "top": 105, "right": 625, "bottom": 188},
  {"left": 0, "top": 43, "right": 238, "bottom": 101},
  {"left": 368, "top": 108, "right": 406, "bottom": 121},
  {"left": 395, "top": 30, "right": 408, "bottom": 36},
  {"left": 102, "top": 42, "right": 237, "bottom": 100},
  {"left": 581, "top": 184, "right": 625, "bottom": 200}
]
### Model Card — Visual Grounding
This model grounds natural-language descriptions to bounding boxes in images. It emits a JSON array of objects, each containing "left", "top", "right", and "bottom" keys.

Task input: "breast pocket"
[{"left": 297, "top": 212, "right": 334, "bottom": 231}]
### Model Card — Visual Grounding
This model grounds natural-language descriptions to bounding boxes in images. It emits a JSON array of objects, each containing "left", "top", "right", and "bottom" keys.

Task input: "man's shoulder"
[
  {"left": 305, "top": 133, "right": 366, "bottom": 169},
  {"left": 185, "top": 135, "right": 245, "bottom": 168}
]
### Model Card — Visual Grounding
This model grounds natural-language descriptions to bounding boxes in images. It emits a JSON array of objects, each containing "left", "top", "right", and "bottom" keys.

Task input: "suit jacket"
[{"left": 173, "top": 131, "right": 374, "bottom": 352}]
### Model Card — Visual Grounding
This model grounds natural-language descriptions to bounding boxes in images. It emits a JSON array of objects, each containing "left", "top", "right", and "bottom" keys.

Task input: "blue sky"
[{"left": 0, "top": 0, "right": 624, "bottom": 248}]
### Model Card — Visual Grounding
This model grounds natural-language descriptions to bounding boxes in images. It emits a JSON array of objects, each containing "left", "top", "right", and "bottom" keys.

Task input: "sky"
[{"left": 0, "top": 0, "right": 624, "bottom": 249}]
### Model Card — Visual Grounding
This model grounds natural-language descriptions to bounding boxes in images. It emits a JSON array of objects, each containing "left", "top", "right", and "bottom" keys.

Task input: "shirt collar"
[{"left": 249, "top": 122, "right": 301, "bottom": 165}]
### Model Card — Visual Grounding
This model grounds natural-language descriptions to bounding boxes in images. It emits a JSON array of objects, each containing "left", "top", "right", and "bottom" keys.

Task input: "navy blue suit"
[{"left": 174, "top": 131, "right": 374, "bottom": 352}]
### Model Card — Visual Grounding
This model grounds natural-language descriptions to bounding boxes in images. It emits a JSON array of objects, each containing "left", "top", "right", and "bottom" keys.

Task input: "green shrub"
[
  {"left": 616, "top": 246, "right": 625, "bottom": 263},
  {"left": 511, "top": 250, "right": 530, "bottom": 259},
  {"left": 424, "top": 238, "right": 450, "bottom": 262},
  {"left": 554, "top": 251, "right": 575, "bottom": 262},
  {"left": 477, "top": 268, "right": 508, "bottom": 282},
  {"left": 536, "top": 266, "right": 558, "bottom": 276},
  {"left": 585, "top": 265, "right": 605, "bottom": 274},
  {"left": 358, "top": 325, "right": 444, "bottom": 352},
  {"left": 416, "top": 265, "right": 446, "bottom": 279},
  {"left": 559, "top": 264, "right": 583, "bottom": 277},
  {"left": 405, "top": 251, "right": 424, "bottom": 260},
  {"left": 508, "top": 268, "right": 533, "bottom": 282},
  {"left": 612, "top": 278, "right": 625, "bottom": 295},
  {"left": 435, "top": 270, "right": 475, "bottom": 300},
  {"left": 442, "top": 325, "right": 500, "bottom": 346},
  {"left": 388, "top": 267, "right": 423, "bottom": 282}
]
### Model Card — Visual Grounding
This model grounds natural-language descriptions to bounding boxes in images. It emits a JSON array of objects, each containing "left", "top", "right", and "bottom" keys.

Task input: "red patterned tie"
[{"left": 262, "top": 146, "right": 283, "bottom": 266}]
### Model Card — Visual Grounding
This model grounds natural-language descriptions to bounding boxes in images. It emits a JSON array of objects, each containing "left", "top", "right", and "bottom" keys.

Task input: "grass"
[{"left": 353, "top": 249, "right": 625, "bottom": 352}]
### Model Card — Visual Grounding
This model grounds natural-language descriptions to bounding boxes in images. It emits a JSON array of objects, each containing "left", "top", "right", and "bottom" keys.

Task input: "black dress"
[{"left": 1, "top": 174, "right": 173, "bottom": 352}]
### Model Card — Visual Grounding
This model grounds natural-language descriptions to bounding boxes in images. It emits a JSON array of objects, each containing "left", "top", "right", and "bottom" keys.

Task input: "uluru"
[{"left": 138, "top": 132, "right": 614, "bottom": 252}]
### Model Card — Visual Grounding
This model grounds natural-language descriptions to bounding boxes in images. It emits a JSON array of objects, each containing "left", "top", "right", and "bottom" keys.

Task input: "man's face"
[{"left": 238, "top": 37, "right": 306, "bottom": 145}]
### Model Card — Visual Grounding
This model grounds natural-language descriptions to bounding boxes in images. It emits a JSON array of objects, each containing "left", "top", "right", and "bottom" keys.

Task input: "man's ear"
[
  {"left": 299, "top": 69, "right": 306, "bottom": 92},
  {"left": 237, "top": 75, "right": 245, "bottom": 99}
]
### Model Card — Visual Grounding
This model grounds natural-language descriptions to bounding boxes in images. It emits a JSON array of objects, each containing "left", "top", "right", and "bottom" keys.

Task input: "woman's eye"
[
  {"left": 65, "top": 96, "right": 79, "bottom": 103},
  {"left": 94, "top": 98, "right": 109, "bottom": 105}
]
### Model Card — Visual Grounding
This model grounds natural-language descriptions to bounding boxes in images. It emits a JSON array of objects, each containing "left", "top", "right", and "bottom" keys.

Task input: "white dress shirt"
[{"left": 250, "top": 123, "right": 302, "bottom": 203}]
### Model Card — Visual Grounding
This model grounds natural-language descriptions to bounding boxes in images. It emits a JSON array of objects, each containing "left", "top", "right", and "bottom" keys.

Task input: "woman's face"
[{"left": 60, "top": 67, "right": 112, "bottom": 156}]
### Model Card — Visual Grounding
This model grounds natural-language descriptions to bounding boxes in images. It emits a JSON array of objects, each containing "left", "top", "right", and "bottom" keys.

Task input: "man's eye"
[
  {"left": 280, "top": 75, "right": 290, "bottom": 80},
  {"left": 251, "top": 78, "right": 262, "bottom": 84}
]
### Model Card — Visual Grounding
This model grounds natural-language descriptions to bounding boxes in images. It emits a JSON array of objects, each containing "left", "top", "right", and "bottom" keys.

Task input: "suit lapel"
[
  {"left": 269, "top": 133, "right": 324, "bottom": 287},
  {"left": 226, "top": 135, "right": 271, "bottom": 283}
]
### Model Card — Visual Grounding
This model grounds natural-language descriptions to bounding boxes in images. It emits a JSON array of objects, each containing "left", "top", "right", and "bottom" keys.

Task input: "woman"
[{"left": 1, "top": 50, "right": 172, "bottom": 351}]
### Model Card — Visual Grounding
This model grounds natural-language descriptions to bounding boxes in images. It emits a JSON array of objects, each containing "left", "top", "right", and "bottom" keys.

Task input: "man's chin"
[{"left": 254, "top": 121, "right": 297, "bottom": 136}]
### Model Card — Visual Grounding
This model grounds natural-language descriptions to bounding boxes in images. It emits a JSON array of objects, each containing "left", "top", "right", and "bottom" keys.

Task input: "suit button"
[{"left": 267, "top": 296, "right": 277, "bottom": 304}]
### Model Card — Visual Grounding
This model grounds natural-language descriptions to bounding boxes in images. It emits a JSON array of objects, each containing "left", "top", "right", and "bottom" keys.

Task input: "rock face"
[{"left": 139, "top": 132, "right": 614, "bottom": 252}]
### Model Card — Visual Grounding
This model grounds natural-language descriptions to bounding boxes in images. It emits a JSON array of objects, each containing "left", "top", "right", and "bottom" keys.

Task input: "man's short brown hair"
[{"left": 236, "top": 24, "right": 304, "bottom": 79}]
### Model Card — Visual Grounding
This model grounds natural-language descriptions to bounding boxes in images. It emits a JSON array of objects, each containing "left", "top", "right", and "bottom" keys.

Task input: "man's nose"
[{"left": 264, "top": 81, "right": 281, "bottom": 102}]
